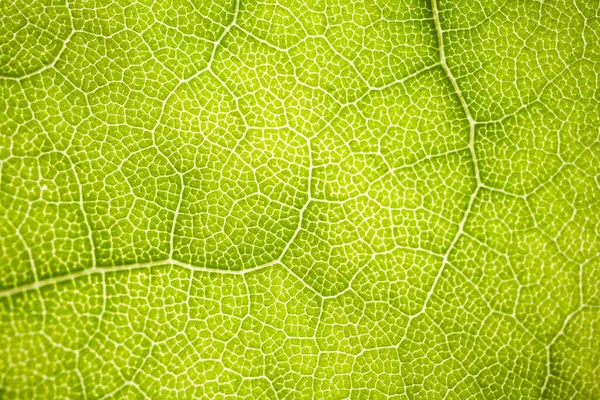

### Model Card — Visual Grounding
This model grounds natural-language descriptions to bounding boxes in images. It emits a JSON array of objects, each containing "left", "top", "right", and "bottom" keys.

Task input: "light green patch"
[{"left": 1, "top": 0, "right": 598, "bottom": 398}]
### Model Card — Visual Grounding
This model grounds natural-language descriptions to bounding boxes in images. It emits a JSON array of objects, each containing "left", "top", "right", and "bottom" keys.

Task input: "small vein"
[
  {"left": 0, "top": 258, "right": 281, "bottom": 299},
  {"left": 413, "top": 0, "right": 482, "bottom": 318},
  {"left": 0, "top": 0, "right": 75, "bottom": 81}
]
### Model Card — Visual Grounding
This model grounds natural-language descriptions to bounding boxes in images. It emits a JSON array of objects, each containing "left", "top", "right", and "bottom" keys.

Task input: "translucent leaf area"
[{"left": 1, "top": 0, "right": 599, "bottom": 398}]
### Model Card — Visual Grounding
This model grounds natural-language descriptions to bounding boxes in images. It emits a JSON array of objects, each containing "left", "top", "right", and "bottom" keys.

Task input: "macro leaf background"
[{"left": 0, "top": 0, "right": 599, "bottom": 398}]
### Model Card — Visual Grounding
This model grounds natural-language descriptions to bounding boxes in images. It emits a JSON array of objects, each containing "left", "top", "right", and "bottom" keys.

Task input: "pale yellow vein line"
[
  {"left": 412, "top": 0, "right": 482, "bottom": 319},
  {"left": 431, "top": 0, "right": 480, "bottom": 185},
  {"left": 0, "top": 258, "right": 280, "bottom": 299}
]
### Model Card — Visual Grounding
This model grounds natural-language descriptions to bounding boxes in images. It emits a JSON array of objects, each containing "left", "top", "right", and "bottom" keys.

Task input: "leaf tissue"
[{"left": 0, "top": 0, "right": 599, "bottom": 398}]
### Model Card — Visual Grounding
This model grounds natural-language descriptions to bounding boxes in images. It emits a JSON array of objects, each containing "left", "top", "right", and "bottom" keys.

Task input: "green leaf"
[{"left": 1, "top": 0, "right": 599, "bottom": 398}]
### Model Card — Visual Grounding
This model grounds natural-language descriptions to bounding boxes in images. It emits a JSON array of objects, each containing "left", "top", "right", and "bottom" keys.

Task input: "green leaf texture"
[{"left": 1, "top": 0, "right": 599, "bottom": 398}]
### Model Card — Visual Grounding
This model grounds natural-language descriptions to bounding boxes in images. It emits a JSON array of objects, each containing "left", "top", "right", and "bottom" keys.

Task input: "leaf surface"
[{"left": 1, "top": 0, "right": 599, "bottom": 398}]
